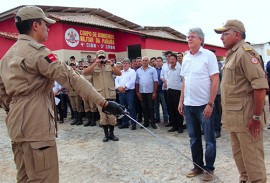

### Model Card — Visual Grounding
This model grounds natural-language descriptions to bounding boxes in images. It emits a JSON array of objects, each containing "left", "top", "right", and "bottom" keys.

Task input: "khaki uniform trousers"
[
  {"left": 97, "top": 105, "right": 116, "bottom": 126},
  {"left": 12, "top": 140, "right": 59, "bottom": 183},
  {"left": 69, "top": 95, "right": 83, "bottom": 112},
  {"left": 230, "top": 131, "right": 266, "bottom": 183},
  {"left": 83, "top": 99, "right": 97, "bottom": 112}
]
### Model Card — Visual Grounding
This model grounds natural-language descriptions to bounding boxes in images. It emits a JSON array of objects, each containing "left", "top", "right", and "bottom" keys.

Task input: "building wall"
[
  {"left": 0, "top": 37, "right": 15, "bottom": 58},
  {"left": 252, "top": 43, "right": 270, "bottom": 68},
  {"left": 0, "top": 17, "right": 227, "bottom": 60}
]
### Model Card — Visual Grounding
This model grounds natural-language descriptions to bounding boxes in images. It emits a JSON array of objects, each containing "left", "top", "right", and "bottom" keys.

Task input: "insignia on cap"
[
  {"left": 45, "top": 53, "right": 57, "bottom": 63},
  {"left": 251, "top": 57, "right": 259, "bottom": 64}
]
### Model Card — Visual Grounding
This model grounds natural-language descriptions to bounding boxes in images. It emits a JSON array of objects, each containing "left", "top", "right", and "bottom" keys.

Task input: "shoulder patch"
[
  {"left": 242, "top": 44, "right": 252, "bottom": 51},
  {"left": 45, "top": 53, "right": 57, "bottom": 63},
  {"left": 28, "top": 41, "right": 45, "bottom": 50},
  {"left": 250, "top": 57, "right": 259, "bottom": 64}
]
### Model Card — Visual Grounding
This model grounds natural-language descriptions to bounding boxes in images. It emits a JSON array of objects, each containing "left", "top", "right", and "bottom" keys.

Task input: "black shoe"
[
  {"left": 83, "top": 120, "right": 91, "bottom": 126},
  {"left": 215, "top": 131, "right": 221, "bottom": 138},
  {"left": 76, "top": 120, "right": 83, "bottom": 125},
  {"left": 267, "top": 124, "right": 270, "bottom": 129},
  {"left": 118, "top": 124, "right": 129, "bottom": 129},
  {"left": 109, "top": 135, "right": 119, "bottom": 141},
  {"left": 70, "top": 119, "right": 77, "bottom": 125},
  {"left": 90, "top": 121, "right": 96, "bottom": 127},
  {"left": 164, "top": 123, "right": 172, "bottom": 127},
  {"left": 178, "top": 128, "right": 184, "bottom": 133},
  {"left": 150, "top": 123, "right": 157, "bottom": 129},
  {"left": 103, "top": 136, "right": 109, "bottom": 142},
  {"left": 59, "top": 119, "right": 64, "bottom": 123},
  {"left": 140, "top": 123, "right": 149, "bottom": 129},
  {"left": 131, "top": 125, "right": 136, "bottom": 130},
  {"left": 168, "top": 127, "right": 178, "bottom": 132},
  {"left": 155, "top": 119, "right": 160, "bottom": 123}
]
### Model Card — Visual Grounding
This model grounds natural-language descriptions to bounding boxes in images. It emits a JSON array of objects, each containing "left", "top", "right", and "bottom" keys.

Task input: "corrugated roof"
[
  {"left": 0, "top": 32, "right": 18, "bottom": 40},
  {"left": 142, "top": 26, "right": 186, "bottom": 40},
  {"left": 0, "top": 5, "right": 188, "bottom": 42}
]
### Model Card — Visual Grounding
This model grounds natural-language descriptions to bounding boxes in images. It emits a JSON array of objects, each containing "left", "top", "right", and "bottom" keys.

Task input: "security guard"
[
  {"left": 0, "top": 6, "right": 125, "bottom": 183},
  {"left": 84, "top": 50, "right": 122, "bottom": 142},
  {"left": 215, "top": 20, "right": 268, "bottom": 183},
  {"left": 68, "top": 62, "right": 84, "bottom": 125},
  {"left": 82, "top": 59, "right": 99, "bottom": 127}
]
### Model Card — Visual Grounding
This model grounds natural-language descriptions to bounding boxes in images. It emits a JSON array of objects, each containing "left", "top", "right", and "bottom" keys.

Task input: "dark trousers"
[
  {"left": 56, "top": 94, "right": 68, "bottom": 120},
  {"left": 140, "top": 93, "right": 154, "bottom": 124},
  {"left": 167, "top": 89, "right": 184, "bottom": 129},
  {"left": 214, "top": 94, "right": 222, "bottom": 133},
  {"left": 135, "top": 94, "right": 143, "bottom": 122}
]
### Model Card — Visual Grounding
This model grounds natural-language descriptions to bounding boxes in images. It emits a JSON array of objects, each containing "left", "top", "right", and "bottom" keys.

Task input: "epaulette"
[
  {"left": 242, "top": 44, "right": 252, "bottom": 51},
  {"left": 28, "top": 41, "right": 45, "bottom": 50}
]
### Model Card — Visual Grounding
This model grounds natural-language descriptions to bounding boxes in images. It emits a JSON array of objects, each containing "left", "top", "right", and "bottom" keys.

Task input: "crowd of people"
[
  {"left": 54, "top": 50, "right": 223, "bottom": 138},
  {"left": 0, "top": 5, "right": 268, "bottom": 183}
]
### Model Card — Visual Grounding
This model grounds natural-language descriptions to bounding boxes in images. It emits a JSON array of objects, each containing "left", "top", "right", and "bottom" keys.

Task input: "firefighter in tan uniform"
[
  {"left": 68, "top": 62, "right": 84, "bottom": 125},
  {"left": 82, "top": 60, "right": 99, "bottom": 127},
  {"left": 215, "top": 20, "right": 268, "bottom": 183},
  {"left": 84, "top": 50, "right": 122, "bottom": 142},
  {"left": 0, "top": 6, "right": 125, "bottom": 183}
]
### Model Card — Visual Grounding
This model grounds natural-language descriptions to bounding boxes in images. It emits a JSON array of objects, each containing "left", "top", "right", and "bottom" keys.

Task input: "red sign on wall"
[{"left": 64, "top": 27, "right": 116, "bottom": 51}]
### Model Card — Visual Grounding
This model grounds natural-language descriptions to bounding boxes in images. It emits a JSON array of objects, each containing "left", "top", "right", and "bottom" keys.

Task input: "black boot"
[
  {"left": 150, "top": 122, "right": 157, "bottom": 129},
  {"left": 108, "top": 125, "right": 119, "bottom": 141},
  {"left": 76, "top": 112, "right": 83, "bottom": 125},
  {"left": 70, "top": 111, "right": 78, "bottom": 125},
  {"left": 84, "top": 112, "right": 92, "bottom": 126},
  {"left": 90, "top": 112, "right": 97, "bottom": 126},
  {"left": 102, "top": 125, "right": 109, "bottom": 142}
]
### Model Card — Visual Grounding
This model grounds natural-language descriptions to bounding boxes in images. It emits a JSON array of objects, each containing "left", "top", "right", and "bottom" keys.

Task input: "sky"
[{"left": 0, "top": 0, "right": 269, "bottom": 47}]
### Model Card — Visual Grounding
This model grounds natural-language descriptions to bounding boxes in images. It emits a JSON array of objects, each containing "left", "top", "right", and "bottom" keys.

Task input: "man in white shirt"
[
  {"left": 115, "top": 58, "right": 137, "bottom": 130},
  {"left": 166, "top": 54, "right": 184, "bottom": 133},
  {"left": 178, "top": 28, "right": 219, "bottom": 181}
]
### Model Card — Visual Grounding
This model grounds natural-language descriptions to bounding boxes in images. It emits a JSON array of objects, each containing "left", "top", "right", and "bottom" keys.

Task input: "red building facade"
[{"left": 0, "top": 5, "right": 227, "bottom": 61}]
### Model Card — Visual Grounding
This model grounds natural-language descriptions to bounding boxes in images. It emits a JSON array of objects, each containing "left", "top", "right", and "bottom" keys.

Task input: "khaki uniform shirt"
[
  {"left": 92, "top": 64, "right": 116, "bottom": 99},
  {"left": 0, "top": 35, "right": 105, "bottom": 142},
  {"left": 68, "top": 70, "right": 81, "bottom": 97},
  {"left": 221, "top": 40, "right": 268, "bottom": 132}
]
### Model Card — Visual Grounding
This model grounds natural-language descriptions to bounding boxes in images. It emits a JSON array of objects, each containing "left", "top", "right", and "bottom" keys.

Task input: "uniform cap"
[
  {"left": 96, "top": 50, "right": 106, "bottom": 58},
  {"left": 15, "top": 6, "right": 56, "bottom": 24},
  {"left": 214, "top": 19, "right": 245, "bottom": 34}
]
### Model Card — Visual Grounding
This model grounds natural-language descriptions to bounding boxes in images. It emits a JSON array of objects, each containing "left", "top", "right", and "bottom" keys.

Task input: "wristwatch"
[
  {"left": 207, "top": 102, "right": 214, "bottom": 108},
  {"left": 252, "top": 115, "right": 261, "bottom": 121}
]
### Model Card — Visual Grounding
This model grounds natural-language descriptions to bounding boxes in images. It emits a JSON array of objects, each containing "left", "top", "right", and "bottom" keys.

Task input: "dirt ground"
[{"left": 0, "top": 103, "right": 270, "bottom": 183}]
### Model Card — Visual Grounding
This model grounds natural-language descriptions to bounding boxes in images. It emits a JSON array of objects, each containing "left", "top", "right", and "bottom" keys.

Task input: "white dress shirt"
[
  {"left": 180, "top": 47, "right": 219, "bottom": 106},
  {"left": 167, "top": 63, "right": 182, "bottom": 90},
  {"left": 115, "top": 68, "right": 136, "bottom": 90}
]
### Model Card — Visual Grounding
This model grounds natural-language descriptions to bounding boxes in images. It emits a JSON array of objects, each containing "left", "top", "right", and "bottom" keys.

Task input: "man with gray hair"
[{"left": 178, "top": 28, "right": 219, "bottom": 181}]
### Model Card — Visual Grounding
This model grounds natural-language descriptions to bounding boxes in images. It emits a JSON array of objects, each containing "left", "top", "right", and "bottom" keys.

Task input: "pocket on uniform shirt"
[
  {"left": 224, "top": 64, "right": 236, "bottom": 85},
  {"left": 30, "top": 141, "right": 57, "bottom": 172},
  {"left": 108, "top": 87, "right": 116, "bottom": 98},
  {"left": 93, "top": 68, "right": 101, "bottom": 77},
  {"left": 225, "top": 98, "right": 244, "bottom": 127}
]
